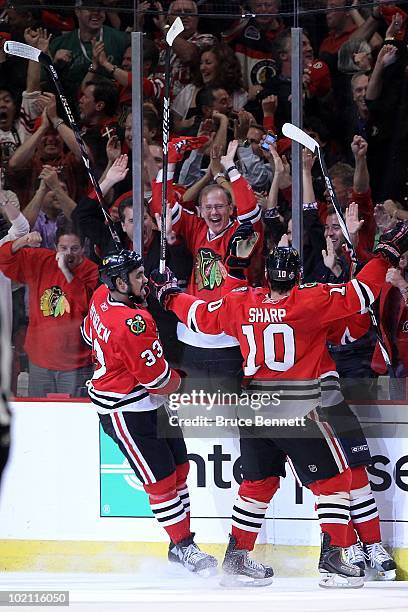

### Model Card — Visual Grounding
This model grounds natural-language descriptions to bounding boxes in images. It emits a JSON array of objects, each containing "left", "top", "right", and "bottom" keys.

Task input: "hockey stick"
[
  {"left": 160, "top": 17, "right": 184, "bottom": 273},
  {"left": 282, "top": 123, "right": 354, "bottom": 252},
  {"left": 4, "top": 41, "right": 123, "bottom": 252},
  {"left": 282, "top": 122, "right": 394, "bottom": 373}
]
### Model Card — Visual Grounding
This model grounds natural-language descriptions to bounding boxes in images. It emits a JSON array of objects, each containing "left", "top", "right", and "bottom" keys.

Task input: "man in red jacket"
[{"left": 0, "top": 222, "right": 98, "bottom": 397}]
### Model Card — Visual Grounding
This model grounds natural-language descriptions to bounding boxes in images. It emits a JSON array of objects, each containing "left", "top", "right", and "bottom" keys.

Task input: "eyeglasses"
[{"left": 202, "top": 204, "right": 228, "bottom": 212}]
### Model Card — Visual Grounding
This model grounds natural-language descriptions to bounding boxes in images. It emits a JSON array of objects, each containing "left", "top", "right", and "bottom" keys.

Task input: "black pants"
[
  {"left": 180, "top": 343, "right": 243, "bottom": 395},
  {"left": 239, "top": 412, "right": 348, "bottom": 486},
  {"left": 318, "top": 401, "right": 371, "bottom": 468},
  {"left": 99, "top": 406, "right": 188, "bottom": 485}
]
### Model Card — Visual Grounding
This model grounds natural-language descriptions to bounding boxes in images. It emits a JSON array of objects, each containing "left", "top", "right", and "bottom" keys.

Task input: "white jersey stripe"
[
  {"left": 358, "top": 280, "right": 375, "bottom": 306},
  {"left": 187, "top": 299, "right": 205, "bottom": 333},
  {"left": 144, "top": 363, "right": 170, "bottom": 389},
  {"left": 237, "top": 205, "right": 262, "bottom": 224}
]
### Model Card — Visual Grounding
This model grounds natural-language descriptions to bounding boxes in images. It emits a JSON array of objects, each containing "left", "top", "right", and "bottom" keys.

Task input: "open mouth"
[{"left": 209, "top": 217, "right": 223, "bottom": 229}]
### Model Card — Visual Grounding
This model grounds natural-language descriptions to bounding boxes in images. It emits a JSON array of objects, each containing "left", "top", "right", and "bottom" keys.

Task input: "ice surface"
[{"left": 0, "top": 562, "right": 407, "bottom": 612}]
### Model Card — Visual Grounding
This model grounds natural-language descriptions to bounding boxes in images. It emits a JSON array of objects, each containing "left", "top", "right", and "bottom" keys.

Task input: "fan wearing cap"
[{"left": 81, "top": 250, "right": 218, "bottom": 576}]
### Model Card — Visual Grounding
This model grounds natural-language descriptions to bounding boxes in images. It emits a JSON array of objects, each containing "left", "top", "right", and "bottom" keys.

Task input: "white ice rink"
[{"left": 0, "top": 565, "right": 407, "bottom": 612}]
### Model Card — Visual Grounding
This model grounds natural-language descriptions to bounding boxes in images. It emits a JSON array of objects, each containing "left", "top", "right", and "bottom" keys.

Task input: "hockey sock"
[
  {"left": 309, "top": 468, "right": 352, "bottom": 547},
  {"left": 350, "top": 465, "right": 381, "bottom": 544},
  {"left": 144, "top": 471, "right": 191, "bottom": 544},
  {"left": 231, "top": 476, "right": 279, "bottom": 551},
  {"left": 175, "top": 461, "right": 190, "bottom": 524},
  {"left": 346, "top": 520, "right": 358, "bottom": 547}
]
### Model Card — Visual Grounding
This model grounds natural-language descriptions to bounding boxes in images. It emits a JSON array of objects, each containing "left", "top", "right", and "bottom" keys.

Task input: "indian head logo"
[
  {"left": 40, "top": 286, "right": 70, "bottom": 317},
  {"left": 195, "top": 248, "right": 227, "bottom": 291}
]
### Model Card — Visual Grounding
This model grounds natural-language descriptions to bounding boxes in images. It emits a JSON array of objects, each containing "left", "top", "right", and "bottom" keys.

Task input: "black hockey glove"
[
  {"left": 149, "top": 267, "right": 181, "bottom": 308},
  {"left": 225, "top": 223, "right": 259, "bottom": 280},
  {"left": 373, "top": 221, "right": 408, "bottom": 266}
]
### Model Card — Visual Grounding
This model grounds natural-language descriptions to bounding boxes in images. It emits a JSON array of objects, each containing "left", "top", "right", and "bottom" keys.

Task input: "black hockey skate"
[
  {"left": 319, "top": 533, "right": 364, "bottom": 589},
  {"left": 220, "top": 535, "right": 273, "bottom": 587},
  {"left": 363, "top": 543, "right": 396, "bottom": 581},
  {"left": 168, "top": 534, "right": 218, "bottom": 577}
]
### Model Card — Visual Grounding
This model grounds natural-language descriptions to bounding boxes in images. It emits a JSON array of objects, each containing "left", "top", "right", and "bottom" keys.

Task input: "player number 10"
[{"left": 242, "top": 323, "right": 295, "bottom": 375}]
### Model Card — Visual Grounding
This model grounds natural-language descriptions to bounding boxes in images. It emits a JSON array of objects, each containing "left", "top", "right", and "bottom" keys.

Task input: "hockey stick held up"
[
  {"left": 160, "top": 17, "right": 184, "bottom": 273},
  {"left": 282, "top": 122, "right": 394, "bottom": 372}
]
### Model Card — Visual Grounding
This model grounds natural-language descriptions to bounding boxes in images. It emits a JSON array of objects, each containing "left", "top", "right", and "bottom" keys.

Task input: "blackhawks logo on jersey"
[
  {"left": 126, "top": 314, "right": 146, "bottom": 335},
  {"left": 195, "top": 248, "right": 227, "bottom": 291},
  {"left": 40, "top": 286, "right": 70, "bottom": 317}
]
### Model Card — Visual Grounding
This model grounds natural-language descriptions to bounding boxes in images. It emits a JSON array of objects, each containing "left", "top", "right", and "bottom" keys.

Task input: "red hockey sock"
[
  {"left": 231, "top": 477, "right": 280, "bottom": 551},
  {"left": 350, "top": 465, "right": 381, "bottom": 544},
  {"left": 346, "top": 520, "right": 358, "bottom": 547},
  {"left": 144, "top": 471, "right": 191, "bottom": 544},
  {"left": 309, "top": 468, "right": 352, "bottom": 548},
  {"left": 175, "top": 462, "right": 190, "bottom": 525}
]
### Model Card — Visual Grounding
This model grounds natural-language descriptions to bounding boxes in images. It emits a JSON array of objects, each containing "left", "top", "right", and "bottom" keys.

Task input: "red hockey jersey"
[
  {"left": 81, "top": 285, "right": 180, "bottom": 413},
  {"left": 151, "top": 173, "right": 263, "bottom": 348},
  {"left": 168, "top": 257, "right": 388, "bottom": 385},
  {"left": 152, "top": 174, "right": 262, "bottom": 302}
]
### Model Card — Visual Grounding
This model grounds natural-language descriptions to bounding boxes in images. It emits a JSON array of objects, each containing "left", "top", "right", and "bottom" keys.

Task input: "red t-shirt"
[{"left": 0, "top": 242, "right": 98, "bottom": 370}]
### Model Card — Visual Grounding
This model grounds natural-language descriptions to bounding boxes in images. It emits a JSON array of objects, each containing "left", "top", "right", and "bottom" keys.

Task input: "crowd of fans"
[{"left": 0, "top": 0, "right": 407, "bottom": 399}]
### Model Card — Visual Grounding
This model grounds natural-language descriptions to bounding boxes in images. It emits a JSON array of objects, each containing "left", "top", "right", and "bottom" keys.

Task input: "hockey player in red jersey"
[
  {"left": 151, "top": 222, "right": 408, "bottom": 588},
  {"left": 81, "top": 250, "right": 217, "bottom": 576}
]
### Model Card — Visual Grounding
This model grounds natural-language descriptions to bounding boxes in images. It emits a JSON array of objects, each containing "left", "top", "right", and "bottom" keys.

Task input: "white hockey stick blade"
[
  {"left": 4, "top": 41, "right": 41, "bottom": 62},
  {"left": 282, "top": 123, "right": 319, "bottom": 153},
  {"left": 166, "top": 17, "right": 184, "bottom": 46}
]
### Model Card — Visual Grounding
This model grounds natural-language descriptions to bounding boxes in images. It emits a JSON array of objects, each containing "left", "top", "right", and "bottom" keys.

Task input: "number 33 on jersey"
[{"left": 81, "top": 284, "right": 180, "bottom": 413}]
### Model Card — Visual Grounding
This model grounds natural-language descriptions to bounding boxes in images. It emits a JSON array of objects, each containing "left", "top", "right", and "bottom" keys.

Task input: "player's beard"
[{"left": 130, "top": 284, "right": 149, "bottom": 306}]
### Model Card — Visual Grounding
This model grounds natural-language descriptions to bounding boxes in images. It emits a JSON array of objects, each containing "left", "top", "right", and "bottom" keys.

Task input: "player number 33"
[{"left": 141, "top": 340, "right": 163, "bottom": 367}]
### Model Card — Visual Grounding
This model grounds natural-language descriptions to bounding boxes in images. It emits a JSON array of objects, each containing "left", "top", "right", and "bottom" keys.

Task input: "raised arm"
[
  {"left": 40, "top": 166, "right": 76, "bottom": 219},
  {"left": 221, "top": 140, "right": 261, "bottom": 224},
  {"left": 352, "top": 135, "right": 370, "bottom": 193},
  {"left": 366, "top": 44, "right": 398, "bottom": 101},
  {"left": 8, "top": 109, "right": 50, "bottom": 171},
  {"left": 45, "top": 93, "right": 82, "bottom": 160}
]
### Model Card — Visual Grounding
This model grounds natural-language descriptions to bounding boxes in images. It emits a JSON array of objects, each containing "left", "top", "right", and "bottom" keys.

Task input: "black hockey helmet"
[
  {"left": 99, "top": 249, "right": 143, "bottom": 291},
  {"left": 266, "top": 247, "right": 300, "bottom": 287}
]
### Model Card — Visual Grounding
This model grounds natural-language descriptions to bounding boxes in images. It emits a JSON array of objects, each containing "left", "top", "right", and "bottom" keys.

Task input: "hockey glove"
[
  {"left": 168, "top": 136, "right": 209, "bottom": 164},
  {"left": 225, "top": 223, "right": 259, "bottom": 280},
  {"left": 149, "top": 267, "right": 181, "bottom": 308},
  {"left": 373, "top": 221, "right": 408, "bottom": 266}
]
